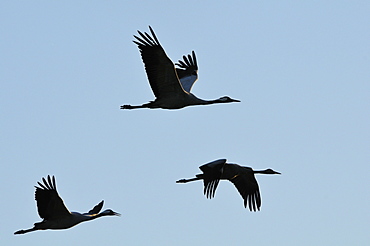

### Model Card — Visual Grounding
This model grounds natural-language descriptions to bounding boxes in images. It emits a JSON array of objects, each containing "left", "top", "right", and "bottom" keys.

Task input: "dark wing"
[
  {"left": 199, "top": 159, "right": 227, "bottom": 199},
  {"left": 133, "top": 26, "right": 187, "bottom": 98},
  {"left": 228, "top": 168, "right": 261, "bottom": 211},
  {"left": 175, "top": 51, "right": 198, "bottom": 93},
  {"left": 35, "top": 175, "right": 71, "bottom": 219},
  {"left": 84, "top": 200, "right": 104, "bottom": 215}
]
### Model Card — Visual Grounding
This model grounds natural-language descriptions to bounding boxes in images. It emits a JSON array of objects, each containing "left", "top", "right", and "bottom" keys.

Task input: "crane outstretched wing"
[
  {"left": 84, "top": 200, "right": 104, "bottom": 215},
  {"left": 199, "top": 159, "right": 227, "bottom": 199},
  {"left": 35, "top": 175, "right": 71, "bottom": 219},
  {"left": 175, "top": 51, "right": 198, "bottom": 93},
  {"left": 133, "top": 26, "right": 187, "bottom": 98},
  {"left": 228, "top": 169, "right": 261, "bottom": 211}
]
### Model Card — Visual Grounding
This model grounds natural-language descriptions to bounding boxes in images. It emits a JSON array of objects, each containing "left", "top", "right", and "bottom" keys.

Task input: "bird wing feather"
[
  {"left": 199, "top": 159, "right": 227, "bottom": 198},
  {"left": 228, "top": 170, "right": 261, "bottom": 211},
  {"left": 175, "top": 51, "right": 198, "bottom": 93},
  {"left": 86, "top": 200, "right": 104, "bottom": 215},
  {"left": 133, "top": 26, "right": 187, "bottom": 98},
  {"left": 35, "top": 175, "right": 71, "bottom": 220}
]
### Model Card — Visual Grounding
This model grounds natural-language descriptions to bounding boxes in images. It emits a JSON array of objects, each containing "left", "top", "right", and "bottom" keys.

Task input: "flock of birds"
[{"left": 14, "top": 26, "right": 280, "bottom": 235}]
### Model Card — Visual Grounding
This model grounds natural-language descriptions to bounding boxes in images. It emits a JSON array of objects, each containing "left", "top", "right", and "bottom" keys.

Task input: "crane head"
[
  {"left": 264, "top": 169, "right": 281, "bottom": 175},
  {"left": 101, "top": 209, "right": 121, "bottom": 216},
  {"left": 218, "top": 96, "right": 240, "bottom": 103}
]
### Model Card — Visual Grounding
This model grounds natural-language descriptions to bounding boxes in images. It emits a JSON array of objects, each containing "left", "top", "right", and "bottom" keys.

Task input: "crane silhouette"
[
  {"left": 120, "top": 26, "right": 240, "bottom": 110},
  {"left": 14, "top": 175, "right": 120, "bottom": 235},
  {"left": 176, "top": 159, "right": 280, "bottom": 211}
]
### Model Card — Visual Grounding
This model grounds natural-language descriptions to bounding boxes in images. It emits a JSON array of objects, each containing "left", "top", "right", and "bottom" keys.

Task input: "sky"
[{"left": 1, "top": 1, "right": 369, "bottom": 245}]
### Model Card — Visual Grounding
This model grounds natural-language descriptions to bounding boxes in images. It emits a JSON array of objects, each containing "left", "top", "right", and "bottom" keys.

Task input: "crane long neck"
[
  {"left": 91, "top": 213, "right": 103, "bottom": 219},
  {"left": 195, "top": 98, "right": 221, "bottom": 105},
  {"left": 73, "top": 212, "right": 104, "bottom": 222},
  {"left": 187, "top": 94, "right": 221, "bottom": 106},
  {"left": 88, "top": 212, "right": 109, "bottom": 219}
]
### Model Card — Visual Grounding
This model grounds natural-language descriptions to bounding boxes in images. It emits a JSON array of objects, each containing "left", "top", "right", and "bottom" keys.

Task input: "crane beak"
[
  {"left": 114, "top": 212, "right": 121, "bottom": 216},
  {"left": 232, "top": 99, "right": 241, "bottom": 102},
  {"left": 275, "top": 171, "right": 281, "bottom": 174}
]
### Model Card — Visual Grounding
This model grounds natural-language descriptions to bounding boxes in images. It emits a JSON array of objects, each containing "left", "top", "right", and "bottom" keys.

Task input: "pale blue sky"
[{"left": 1, "top": 1, "right": 369, "bottom": 245}]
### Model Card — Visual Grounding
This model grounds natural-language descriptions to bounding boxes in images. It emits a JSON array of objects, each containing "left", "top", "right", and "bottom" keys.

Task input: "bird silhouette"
[
  {"left": 120, "top": 26, "right": 240, "bottom": 110},
  {"left": 176, "top": 159, "right": 280, "bottom": 211},
  {"left": 14, "top": 175, "right": 120, "bottom": 235}
]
